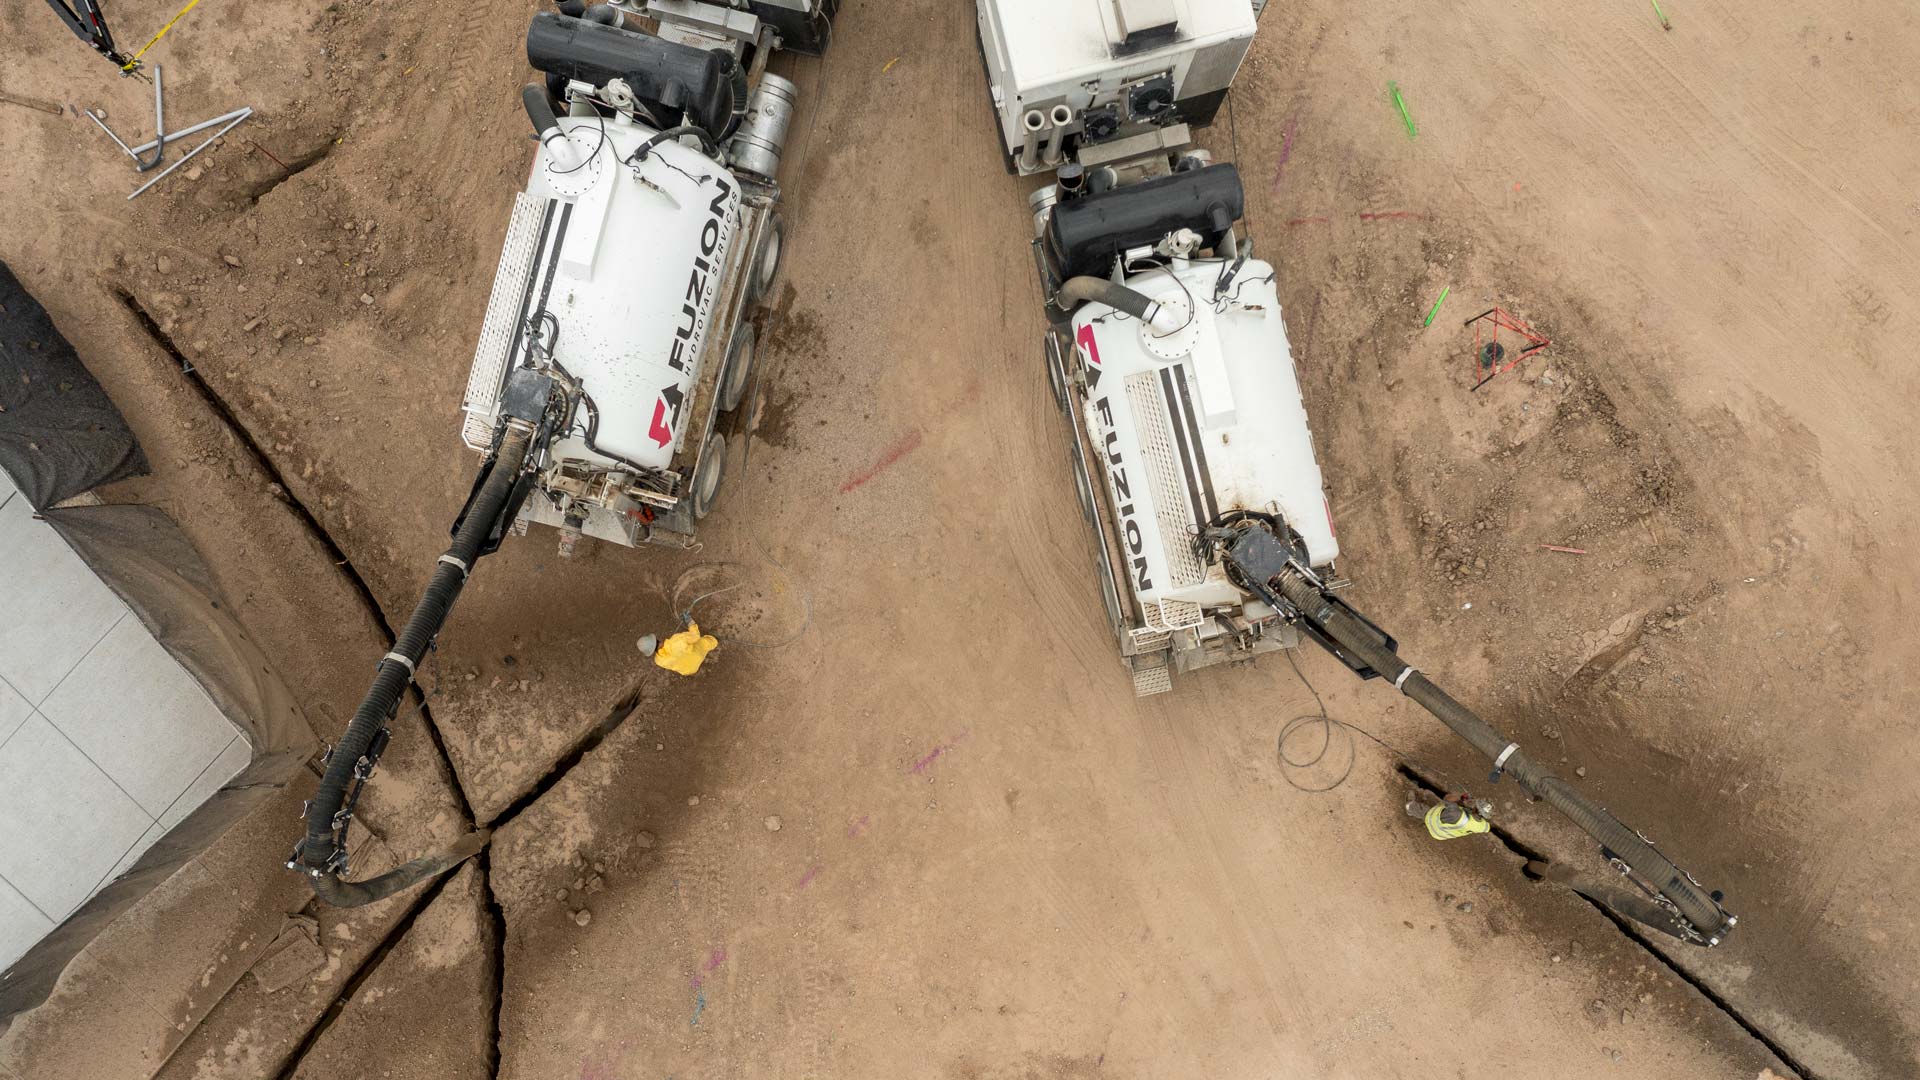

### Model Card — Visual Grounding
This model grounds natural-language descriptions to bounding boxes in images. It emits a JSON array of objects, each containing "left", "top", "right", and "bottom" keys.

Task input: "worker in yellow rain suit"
[{"left": 655, "top": 621, "right": 718, "bottom": 676}]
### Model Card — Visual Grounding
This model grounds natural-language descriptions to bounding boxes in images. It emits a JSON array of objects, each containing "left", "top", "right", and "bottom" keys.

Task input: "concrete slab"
[
  {"left": 40, "top": 617, "right": 242, "bottom": 819},
  {"left": 0, "top": 876, "right": 53, "bottom": 974},
  {"left": 0, "top": 680, "right": 29, "bottom": 750},
  {"left": 158, "top": 737, "right": 250, "bottom": 832},
  {"left": 0, "top": 499, "right": 127, "bottom": 706},
  {"left": 87, "top": 736, "right": 251, "bottom": 907},
  {"left": 93, "top": 821, "right": 165, "bottom": 900},
  {"left": 0, "top": 715, "right": 153, "bottom": 919}
]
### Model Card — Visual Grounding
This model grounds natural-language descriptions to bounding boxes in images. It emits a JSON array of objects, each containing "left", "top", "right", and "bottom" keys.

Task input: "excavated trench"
[
  {"left": 1395, "top": 763, "right": 1812, "bottom": 1079},
  {"left": 117, "top": 290, "right": 530, "bottom": 1076},
  {"left": 119, "top": 286, "right": 1827, "bottom": 1079}
]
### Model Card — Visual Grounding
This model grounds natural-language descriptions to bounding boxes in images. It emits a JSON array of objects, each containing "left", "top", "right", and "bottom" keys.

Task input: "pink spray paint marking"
[
  {"left": 579, "top": 1040, "right": 631, "bottom": 1080},
  {"left": 796, "top": 864, "right": 822, "bottom": 890},
  {"left": 908, "top": 731, "right": 970, "bottom": 776},
  {"left": 1286, "top": 215, "right": 1332, "bottom": 228},
  {"left": 846, "top": 814, "right": 871, "bottom": 838},
  {"left": 688, "top": 945, "right": 727, "bottom": 990},
  {"left": 1270, "top": 113, "right": 1299, "bottom": 193},
  {"left": 1358, "top": 210, "right": 1426, "bottom": 222},
  {"left": 840, "top": 430, "right": 924, "bottom": 493}
]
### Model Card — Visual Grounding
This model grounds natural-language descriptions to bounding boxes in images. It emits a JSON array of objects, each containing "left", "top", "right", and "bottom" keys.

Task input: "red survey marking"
[
  {"left": 704, "top": 946, "right": 727, "bottom": 971},
  {"left": 1270, "top": 112, "right": 1300, "bottom": 192},
  {"left": 249, "top": 141, "right": 287, "bottom": 170},
  {"left": 839, "top": 430, "right": 923, "bottom": 493},
  {"left": 1358, "top": 210, "right": 1426, "bottom": 222},
  {"left": 846, "top": 814, "right": 871, "bottom": 838},
  {"left": 1286, "top": 215, "right": 1332, "bottom": 228},
  {"left": 796, "top": 864, "right": 822, "bottom": 890},
  {"left": 908, "top": 731, "right": 970, "bottom": 776}
]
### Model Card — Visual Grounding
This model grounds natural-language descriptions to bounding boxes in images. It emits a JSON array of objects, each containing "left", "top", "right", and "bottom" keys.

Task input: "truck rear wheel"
[
  {"left": 691, "top": 431, "right": 727, "bottom": 519},
  {"left": 748, "top": 211, "right": 785, "bottom": 304},
  {"left": 720, "top": 324, "right": 757, "bottom": 412}
]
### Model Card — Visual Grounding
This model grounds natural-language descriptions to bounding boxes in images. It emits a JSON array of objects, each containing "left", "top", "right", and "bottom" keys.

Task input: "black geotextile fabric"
[
  {"left": 0, "top": 266, "right": 316, "bottom": 1030},
  {"left": 0, "top": 260, "right": 148, "bottom": 508}
]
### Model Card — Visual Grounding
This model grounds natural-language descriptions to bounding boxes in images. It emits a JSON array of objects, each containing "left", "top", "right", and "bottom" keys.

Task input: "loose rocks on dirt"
[{"left": 573, "top": 909, "right": 592, "bottom": 927}]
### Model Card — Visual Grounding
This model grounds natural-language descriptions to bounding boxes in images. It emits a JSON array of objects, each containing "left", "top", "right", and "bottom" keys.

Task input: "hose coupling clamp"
[
  {"left": 437, "top": 554, "right": 471, "bottom": 579},
  {"left": 1392, "top": 666, "right": 1419, "bottom": 692},
  {"left": 381, "top": 651, "right": 417, "bottom": 678},
  {"left": 1488, "top": 742, "right": 1520, "bottom": 785}
]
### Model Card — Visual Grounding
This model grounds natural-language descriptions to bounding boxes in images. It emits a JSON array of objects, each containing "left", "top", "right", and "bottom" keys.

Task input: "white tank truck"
[
  {"left": 979, "top": 0, "right": 1329, "bottom": 698},
  {"left": 977, "top": 0, "right": 1737, "bottom": 948},
  {"left": 459, "top": 0, "right": 834, "bottom": 553},
  {"left": 288, "top": 0, "right": 835, "bottom": 906}
]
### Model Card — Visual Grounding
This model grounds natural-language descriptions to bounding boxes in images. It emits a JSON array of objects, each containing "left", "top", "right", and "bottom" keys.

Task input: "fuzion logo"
[
  {"left": 667, "top": 174, "right": 737, "bottom": 376},
  {"left": 1093, "top": 394, "right": 1152, "bottom": 593}
]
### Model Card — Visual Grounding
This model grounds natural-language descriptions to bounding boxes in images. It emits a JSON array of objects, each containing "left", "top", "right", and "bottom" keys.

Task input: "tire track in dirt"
[{"left": 1124, "top": 693, "right": 1304, "bottom": 1057}]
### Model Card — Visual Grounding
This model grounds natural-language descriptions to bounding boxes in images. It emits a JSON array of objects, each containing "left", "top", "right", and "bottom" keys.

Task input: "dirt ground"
[{"left": 1, "top": 0, "right": 1916, "bottom": 1077}]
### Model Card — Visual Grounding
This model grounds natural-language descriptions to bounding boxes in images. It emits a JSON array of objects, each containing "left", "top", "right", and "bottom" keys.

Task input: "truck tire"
[
  {"left": 748, "top": 211, "right": 784, "bottom": 305},
  {"left": 720, "top": 324, "right": 757, "bottom": 413},
  {"left": 691, "top": 431, "right": 727, "bottom": 519},
  {"left": 1071, "top": 452, "right": 1097, "bottom": 526}
]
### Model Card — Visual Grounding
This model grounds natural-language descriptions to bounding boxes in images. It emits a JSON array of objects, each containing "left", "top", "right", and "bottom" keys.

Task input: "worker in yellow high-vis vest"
[
  {"left": 1406, "top": 792, "right": 1492, "bottom": 840},
  {"left": 1423, "top": 801, "right": 1491, "bottom": 840}
]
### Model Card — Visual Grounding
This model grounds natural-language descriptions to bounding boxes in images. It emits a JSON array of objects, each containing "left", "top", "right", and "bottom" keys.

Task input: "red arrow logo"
[
  {"left": 1077, "top": 323, "right": 1103, "bottom": 366},
  {"left": 649, "top": 398, "right": 673, "bottom": 447}
]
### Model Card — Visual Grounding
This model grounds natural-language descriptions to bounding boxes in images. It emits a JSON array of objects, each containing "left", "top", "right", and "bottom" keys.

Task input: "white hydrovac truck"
[
  {"left": 977, "top": 0, "right": 1736, "bottom": 949},
  {"left": 980, "top": 0, "right": 1329, "bottom": 697},
  {"left": 460, "top": 0, "right": 835, "bottom": 553},
  {"left": 289, "top": 0, "right": 835, "bottom": 906}
]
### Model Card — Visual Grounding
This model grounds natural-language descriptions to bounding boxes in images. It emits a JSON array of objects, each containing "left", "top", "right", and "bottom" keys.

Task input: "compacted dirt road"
[{"left": 1, "top": 0, "right": 1915, "bottom": 1077}]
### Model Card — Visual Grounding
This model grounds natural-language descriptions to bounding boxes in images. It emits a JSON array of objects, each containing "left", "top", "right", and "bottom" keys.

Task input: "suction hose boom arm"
[
  {"left": 288, "top": 368, "right": 570, "bottom": 906},
  {"left": 1214, "top": 519, "right": 1737, "bottom": 946}
]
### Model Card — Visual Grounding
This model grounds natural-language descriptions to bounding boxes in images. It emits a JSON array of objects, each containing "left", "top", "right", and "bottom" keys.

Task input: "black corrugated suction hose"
[
  {"left": 296, "top": 424, "right": 533, "bottom": 906},
  {"left": 523, "top": 83, "right": 561, "bottom": 139},
  {"left": 1054, "top": 276, "right": 1171, "bottom": 327},
  {"left": 1271, "top": 571, "right": 1734, "bottom": 944}
]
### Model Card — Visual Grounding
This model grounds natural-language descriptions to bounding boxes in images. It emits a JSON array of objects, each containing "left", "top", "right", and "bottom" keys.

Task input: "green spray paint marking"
[
  {"left": 1650, "top": 0, "right": 1673, "bottom": 29},
  {"left": 1390, "top": 82, "right": 1417, "bottom": 139},
  {"left": 1424, "top": 286, "right": 1450, "bottom": 327}
]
